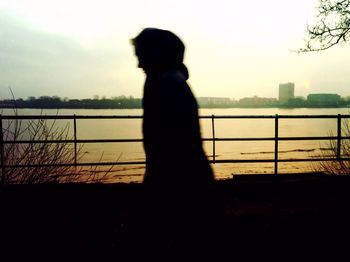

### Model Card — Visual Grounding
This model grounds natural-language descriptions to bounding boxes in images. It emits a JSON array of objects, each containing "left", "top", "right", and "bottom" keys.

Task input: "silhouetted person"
[{"left": 127, "top": 28, "right": 226, "bottom": 259}]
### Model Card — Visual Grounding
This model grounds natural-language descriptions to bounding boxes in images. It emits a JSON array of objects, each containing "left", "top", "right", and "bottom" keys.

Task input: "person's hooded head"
[{"left": 131, "top": 28, "right": 189, "bottom": 79}]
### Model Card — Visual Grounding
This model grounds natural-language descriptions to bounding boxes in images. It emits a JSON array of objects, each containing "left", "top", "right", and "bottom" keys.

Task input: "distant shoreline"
[
  {"left": 1, "top": 94, "right": 349, "bottom": 109},
  {"left": 1, "top": 106, "right": 350, "bottom": 109}
]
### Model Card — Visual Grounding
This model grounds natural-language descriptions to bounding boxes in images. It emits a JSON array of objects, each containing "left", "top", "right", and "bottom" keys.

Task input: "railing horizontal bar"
[
  {"left": 77, "top": 139, "right": 142, "bottom": 143},
  {"left": 277, "top": 158, "right": 350, "bottom": 162},
  {"left": 0, "top": 115, "right": 143, "bottom": 120},
  {"left": 203, "top": 137, "right": 275, "bottom": 141},
  {"left": 2, "top": 114, "right": 350, "bottom": 120},
  {"left": 205, "top": 137, "right": 348, "bottom": 142},
  {"left": 4, "top": 136, "right": 349, "bottom": 144},
  {"left": 2, "top": 139, "right": 143, "bottom": 144},
  {"left": 209, "top": 157, "right": 350, "bottom": 163},
  {"left": 276, "top": 115, "right": 350, "bottom": 119},
  {"left": 1, "top": 161, "right": 146, "bottom": 168},
  {"left": 201, "top": 115, "right": 350, "bottom": 119},
  {"left": 210, "top": 159, "right": 276, "bottom": 163},
  {"left": 200, "top": 115, "right": 276, "bottom": 119},
  {"left": 3, "top": 157, "right": 350, "bottom": 169},
  {"left": 277, "top": 137, "right": 349, "bottom": 141}
]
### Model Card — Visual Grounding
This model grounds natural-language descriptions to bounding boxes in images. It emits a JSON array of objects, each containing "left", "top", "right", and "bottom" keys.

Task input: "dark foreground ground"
[{"left": 2, "top": 172, "right": 350, "bottom": 261}]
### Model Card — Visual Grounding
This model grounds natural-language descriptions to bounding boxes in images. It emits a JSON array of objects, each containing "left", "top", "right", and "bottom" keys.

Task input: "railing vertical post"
[
  {"left": 274, "top": 114, "right": 279, "bottom": 176},
  {"left": 73, "top": 114, "right": 77, "bottom": 167},
  {"left": 211, "top": 114, "right": 216, "bottom": 164},
  {"left": 0, "top": 115, "right": 5, "bottom": 186},
  {"left": 337, "top": 114, "right": 341, "bottom": 161}
]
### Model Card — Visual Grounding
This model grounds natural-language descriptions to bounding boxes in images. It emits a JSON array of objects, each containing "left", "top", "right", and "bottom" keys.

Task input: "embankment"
[{"left": 1, "top": 173, "right": 350, "bottom": 260}]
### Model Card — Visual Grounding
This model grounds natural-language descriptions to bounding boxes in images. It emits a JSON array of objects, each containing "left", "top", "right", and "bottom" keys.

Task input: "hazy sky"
[{"left": 1, "top": 0, "right": 349, "bottom": 100}]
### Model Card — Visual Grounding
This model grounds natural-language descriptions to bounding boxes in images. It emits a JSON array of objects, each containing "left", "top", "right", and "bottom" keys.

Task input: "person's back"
[{"left": 142, "top": 66, "right": 214, "bottom": 187}]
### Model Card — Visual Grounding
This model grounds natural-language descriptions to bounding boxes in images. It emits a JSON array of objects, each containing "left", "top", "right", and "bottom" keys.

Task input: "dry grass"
[
  {"left": 1, "top": 106, "right": 113, "bottom": 184},
  {"left": 313, "top": 118, "right": 350, "bottom": 175}
]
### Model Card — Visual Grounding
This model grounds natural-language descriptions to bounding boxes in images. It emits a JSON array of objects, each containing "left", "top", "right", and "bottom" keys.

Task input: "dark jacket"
[{"left": 142, "top": 67, "right": 214, "bottom": 187}]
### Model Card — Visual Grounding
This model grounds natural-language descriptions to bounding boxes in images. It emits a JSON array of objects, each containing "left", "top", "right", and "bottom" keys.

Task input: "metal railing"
[{"left": 1, "top": 114, "right": 350, "bottom": 184}]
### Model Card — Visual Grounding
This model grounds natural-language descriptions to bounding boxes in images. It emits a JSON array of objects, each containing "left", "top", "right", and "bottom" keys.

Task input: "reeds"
[
  {"left": 314, "top": 119, "right": 350, "bottom": 175},
  {"left": 1, "top": 106, "right": 113, "bottom": 184}
]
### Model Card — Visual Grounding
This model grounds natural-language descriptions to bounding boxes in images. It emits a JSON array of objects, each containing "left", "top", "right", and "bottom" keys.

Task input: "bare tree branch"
[{"left": 299, "top": 0, "right": 350, "bottom": 52}]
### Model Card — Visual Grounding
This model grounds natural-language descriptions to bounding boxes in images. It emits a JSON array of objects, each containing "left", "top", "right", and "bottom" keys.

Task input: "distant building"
[
  {"left": 197, "top": 97, "right": 232, "bottom": 106},
  {"left": 307, "top": 93, "right": 341, "bottom": 106},
  {"left": 279, "top": 82, "right": 295, "bottom": 104},
  {"left": 238, "top": 96, "right": 278, "bottom": 107}
]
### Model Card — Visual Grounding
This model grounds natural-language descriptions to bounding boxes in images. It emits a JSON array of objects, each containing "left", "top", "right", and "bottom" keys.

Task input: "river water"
[{"left": 2, "top": 107, "right": 349, "bottom": 183}]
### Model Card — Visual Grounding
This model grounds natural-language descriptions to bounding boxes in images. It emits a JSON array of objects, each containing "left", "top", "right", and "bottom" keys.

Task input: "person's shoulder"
[{"left": 161, "top": 70, "right": 187, "bottom": 85}]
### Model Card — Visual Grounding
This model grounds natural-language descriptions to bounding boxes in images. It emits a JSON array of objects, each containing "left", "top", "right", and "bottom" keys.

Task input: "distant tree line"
[
  {"left": 0, "top": 95, "right": 142, "bottom": 109},
  {"left": 1, "top": 95, "right": 350, "bottom": 109}
]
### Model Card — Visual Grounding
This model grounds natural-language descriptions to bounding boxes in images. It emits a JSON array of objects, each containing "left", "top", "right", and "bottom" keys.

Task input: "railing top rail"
[
  {"left": 200, "top": 115, "right": 350, "bottom": 119},
  {"left": 0, "top": 115, "right": 143, "bottom": 119},
  {"left": 1, "top": 114, "right": 350, "bottom": 120}
]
